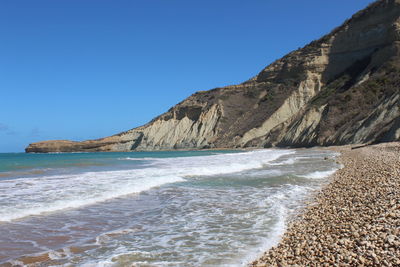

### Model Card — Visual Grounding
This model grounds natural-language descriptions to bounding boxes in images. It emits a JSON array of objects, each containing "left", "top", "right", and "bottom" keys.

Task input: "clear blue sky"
[{"left": 0, "top": 0, "right": 374, "bottom": 152}]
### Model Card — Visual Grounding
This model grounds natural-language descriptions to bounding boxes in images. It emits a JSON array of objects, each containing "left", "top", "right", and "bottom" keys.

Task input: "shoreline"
[
  {"left": 1, "top": 147, "right": 338, "bottom": 266},
  {"left": 251, "top": 142, "right": 400, "bottom": 266}
]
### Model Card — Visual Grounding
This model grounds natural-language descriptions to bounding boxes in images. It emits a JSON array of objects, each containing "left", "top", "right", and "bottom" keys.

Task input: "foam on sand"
[
  {"left": 299, "top": 169, "right": 337, "bottom": 179},
  {"left": 0, "top": 149, "right": 293, "bottom": 222}
]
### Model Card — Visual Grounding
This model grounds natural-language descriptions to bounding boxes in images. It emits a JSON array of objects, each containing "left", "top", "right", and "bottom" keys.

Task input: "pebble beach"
[{"left": 252, "top": 142, "right": 400, "bottom": 266}]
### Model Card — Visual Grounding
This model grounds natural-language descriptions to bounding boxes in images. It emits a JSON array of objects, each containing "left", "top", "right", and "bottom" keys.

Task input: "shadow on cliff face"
[
  {"left": 321, "top": 0, "right": 399, "bottom": 84},
  {"left": 306, "top": 0, "right": 400, "bottom": 145}
]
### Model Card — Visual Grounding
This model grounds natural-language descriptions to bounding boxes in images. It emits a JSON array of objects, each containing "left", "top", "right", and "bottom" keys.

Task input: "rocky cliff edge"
[{"left": 26, "top": 0, "right": 400, "bottom": 153}]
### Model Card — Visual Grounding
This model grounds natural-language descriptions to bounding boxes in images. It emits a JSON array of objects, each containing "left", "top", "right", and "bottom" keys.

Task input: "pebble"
[{"left": 250, "top": 142, "right": 400, "bottom": 266}]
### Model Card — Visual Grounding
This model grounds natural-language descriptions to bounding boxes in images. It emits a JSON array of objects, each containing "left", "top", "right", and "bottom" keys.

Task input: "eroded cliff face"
[{"left": 26, "top": 0, "right": 400, "bottom": 153}]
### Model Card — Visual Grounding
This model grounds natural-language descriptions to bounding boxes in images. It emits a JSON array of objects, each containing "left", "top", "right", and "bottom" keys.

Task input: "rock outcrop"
[{"left": 26, "top": 0, "right": 400, "bottom": 153}]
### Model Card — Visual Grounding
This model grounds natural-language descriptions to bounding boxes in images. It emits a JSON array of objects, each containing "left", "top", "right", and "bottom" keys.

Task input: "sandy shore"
[{"left": 251, "top": 142, "right": 400, "bottom": 266}]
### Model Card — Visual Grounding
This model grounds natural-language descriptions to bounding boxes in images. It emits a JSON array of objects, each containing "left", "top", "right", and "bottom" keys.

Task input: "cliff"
[{"left": 26, "top": 0, "right": 400, "bottom": 153}]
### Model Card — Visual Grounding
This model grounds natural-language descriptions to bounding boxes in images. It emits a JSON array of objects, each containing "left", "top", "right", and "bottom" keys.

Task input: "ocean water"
[{"left": 0, "top": 149, "right": 341, "bottom": 266}]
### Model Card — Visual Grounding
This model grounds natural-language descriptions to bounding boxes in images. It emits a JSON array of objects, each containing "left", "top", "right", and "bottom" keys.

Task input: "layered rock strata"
[{"left": 26, "top": 0, "right": 400, "bottom": 153}]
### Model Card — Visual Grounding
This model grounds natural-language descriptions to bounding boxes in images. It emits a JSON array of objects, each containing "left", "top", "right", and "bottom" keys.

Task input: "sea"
[{"left": 0, "top": 148, "right": 341, "bottom": 266}]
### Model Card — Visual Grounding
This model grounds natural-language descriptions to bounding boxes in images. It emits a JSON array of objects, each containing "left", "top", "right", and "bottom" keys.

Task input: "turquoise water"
[
  {"left": 0, "top": 149, "right": 340, "bottom": 266},
  {"left": 0, "top": 150, "right": 236, "bottom": 177}
]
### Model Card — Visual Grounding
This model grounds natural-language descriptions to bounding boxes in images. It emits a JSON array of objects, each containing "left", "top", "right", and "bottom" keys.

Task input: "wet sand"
[{"left": 251, "top": 142, "right": 400, "bottom": 266}]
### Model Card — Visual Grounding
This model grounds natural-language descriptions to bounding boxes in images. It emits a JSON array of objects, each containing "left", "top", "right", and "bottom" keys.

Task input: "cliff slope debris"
[{"left": 26, "top": 0, "right": 400, "bottom": 153}]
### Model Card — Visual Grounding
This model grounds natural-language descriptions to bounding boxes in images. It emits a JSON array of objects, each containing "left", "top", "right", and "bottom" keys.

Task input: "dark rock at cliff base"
[{"left": 26, "top": 0, "right": 400, "bottom": 153}]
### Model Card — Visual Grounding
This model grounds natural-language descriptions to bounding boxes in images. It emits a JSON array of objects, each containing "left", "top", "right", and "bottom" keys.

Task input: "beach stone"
[{"left": 250, "top": 142, "right": 400, "bottom": 266}]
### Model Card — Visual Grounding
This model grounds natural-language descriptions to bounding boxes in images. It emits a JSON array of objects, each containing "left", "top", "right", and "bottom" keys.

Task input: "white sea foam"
[
  {"left": 0, "top": 148, "right": 344, "bottom": 267},
  {"left": 0, "top": 149, "right": 293, "bottom": 222},
  {"left": 120, "top": 157, "right": 156, "bottom": 161},
  {"left": 83, "top": 184, "right": 313, "bottom": 267},
  {"left": 300, "top": 169, "right": 337, "bottom": 179},
  {"left": 238, "top": 185, "right": 312, "bottom": 266},
  {"left": 269, "top": 157, "right": 297, "bottom": 165},
  {"left": 0, "top": 174, "right": 184, "bottom": 222}
]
